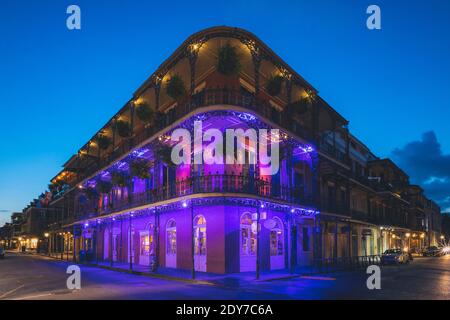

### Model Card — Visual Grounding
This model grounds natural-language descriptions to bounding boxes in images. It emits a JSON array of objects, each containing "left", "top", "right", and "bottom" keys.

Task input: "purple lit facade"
[
  {"left": 42, "top": 26, "right": 441, "bottom": 275},
  {"left": 73, "top": 111, "right": 318, "bottom": 274}
]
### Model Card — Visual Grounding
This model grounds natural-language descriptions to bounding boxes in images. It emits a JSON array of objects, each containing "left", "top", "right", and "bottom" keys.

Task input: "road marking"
[
  {"left": 12, "top": 293, "right": 54, "bottom": 300},
  {"left": 300, "top": 276, "right": 336, "bottom": 281},
  {"left": 0, "top": 284, "right": 25, "bottom": 299}
]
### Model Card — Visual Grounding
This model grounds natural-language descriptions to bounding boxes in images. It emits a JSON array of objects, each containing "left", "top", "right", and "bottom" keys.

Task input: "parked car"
[
  {"left": 0, "top": 248, "right": 5, "bottom": 259},
  {"left": 422, "top": 246, "right": 442, "bottom": 257},
  {"left": 381, "top": 249, "right": 411, "bottom": 264}
]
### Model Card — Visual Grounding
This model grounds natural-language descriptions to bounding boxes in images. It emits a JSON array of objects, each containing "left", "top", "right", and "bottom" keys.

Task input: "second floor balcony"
[{"left": 74, "top": 173, "right": 314, "bottom": 220}]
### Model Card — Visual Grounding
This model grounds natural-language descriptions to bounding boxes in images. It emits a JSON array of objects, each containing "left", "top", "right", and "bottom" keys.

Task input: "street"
[{"left": 1, "top": 252, "right": 450, "bottom": 300}]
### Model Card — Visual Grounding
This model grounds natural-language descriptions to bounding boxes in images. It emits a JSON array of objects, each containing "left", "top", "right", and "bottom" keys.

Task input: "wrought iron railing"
[
  {"left": 75, "top": 174, "right": 313, "bottom": 219},
  {"left": 313, "top": 255, "right": 382, "bottom": 273},
  {"left": 74, "top": 88, "right": 315, "bottom": 185}
]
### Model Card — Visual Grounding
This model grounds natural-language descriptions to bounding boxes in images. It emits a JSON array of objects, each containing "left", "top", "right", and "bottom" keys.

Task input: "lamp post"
[
  {"left": 44, "top": 233, "right": 50, "bottom": 256},
  {"left": 405, "top": 233, "right": 411, "bottom": 253}
]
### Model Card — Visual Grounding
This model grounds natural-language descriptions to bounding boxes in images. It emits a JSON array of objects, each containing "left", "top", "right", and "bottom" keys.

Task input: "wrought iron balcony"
[
  {"left": 75, "top": 174, "right": 314, "bottom": 219},
  {"left": 74, "top": 88, "right": 315, "bottom": 185}
]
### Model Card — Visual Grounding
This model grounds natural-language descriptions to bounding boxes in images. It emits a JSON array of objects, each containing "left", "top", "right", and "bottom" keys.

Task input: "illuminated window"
[
  {"left": 240, "top": 213, "right": 256, "bottom": 255},
  {"left": 194, "top": 215, "right": 206, "bottom": 255},
  {"left": 166, "top": 219, "right": 176, "bottom": 254},
  {"left": 270, "top": 217, "right": 283, "bottom": 256},
  {"left": 140, "top": 234, "right": 153, "bottom": 256}
]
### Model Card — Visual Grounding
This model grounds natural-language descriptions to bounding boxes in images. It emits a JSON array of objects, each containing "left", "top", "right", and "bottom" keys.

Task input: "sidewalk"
[{"left": 10, "top": 250, "right": 323, "bottom": 286}]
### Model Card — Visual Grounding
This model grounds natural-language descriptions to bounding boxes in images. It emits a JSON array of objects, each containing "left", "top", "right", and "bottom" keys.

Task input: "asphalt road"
[{"left": 1, "top": 252, "right": 449, "bottom": 300}]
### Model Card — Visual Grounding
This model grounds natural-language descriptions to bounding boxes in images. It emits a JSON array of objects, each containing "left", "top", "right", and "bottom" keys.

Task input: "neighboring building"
[
  {"left": 0, "top": 223, "right": 13, "bottom": 249},
  {"left": 19, "top": 26, "right": 442, "bottom": 274},
  {"left": 425, "top": 199, "right": 442, "bottom": 246},
  {"left": 19, "top": 204, "right": 49, "bottom": 252},
  {"left": 441, "top": 213, "right": 450, "bottom": 241}
]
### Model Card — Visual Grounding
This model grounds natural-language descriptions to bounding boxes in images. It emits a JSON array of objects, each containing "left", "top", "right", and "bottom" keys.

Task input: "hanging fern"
[
  {"left": 111, "top": 171, "right": 129, "bottom": 187},
  {"left": 97, "top": 180, "right": 113, "bottom": 194},
  {"left": 135, "top": 102, "right": 155, "bottom": 123},
  {"left": 115, "top": 119, "right": 131, "bottom": 137},
  {"left": 96, "top": 134, "right": 111, "bottom": 150},
  {"left": 165, "top": 74, "right": 186, "bottom": 100},
  {"left": 266, "top": 75, "right": 284, "bottom": 96},
  {"left": 217, "top": 43, "right": 241, "bottom": 76},
  {"left": 156, "top": 144, "right": 175, "bottom": 167},
  {"left": 84, "top": 187, "right": 99, "bottom": 200},
  {"left": 130, "top": 158, "right": 150, "bottom": 179}
]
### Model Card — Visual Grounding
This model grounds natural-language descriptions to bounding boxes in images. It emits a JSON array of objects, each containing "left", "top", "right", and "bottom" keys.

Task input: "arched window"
[
  {"left": 166, "top": 219, "right": 176, "bottom": 255},
  {"left": 240, "top": 213, "right": 256, "bottom": 256},
  {"left": 270, "top": 217, "right": 284, "bottom": 256},
  {"left": 140, "top": 223, "right": 154, "bottom": 256},
  {"left": 194, "top": 215, "right": 206, "bottom": 255}
]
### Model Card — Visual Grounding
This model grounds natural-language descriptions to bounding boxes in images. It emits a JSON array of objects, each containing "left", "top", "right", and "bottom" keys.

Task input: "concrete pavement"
[{"left": 1, "top": 252, "right": 450, "bottom": 300}]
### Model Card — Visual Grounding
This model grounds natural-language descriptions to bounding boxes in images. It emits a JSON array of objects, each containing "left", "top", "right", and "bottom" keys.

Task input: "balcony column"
[
  {"left": 348, "top": 221, "right": 352, "bottom": 259},
  {"left": 251, "top": 52, "right": 261, "bottom": 96},
  {"left": 191, "top": 202, "right": 195, "bottom": 280},
  {"left": 344, "top": 126, "right": 350, "bottom": 163},
  {"left": 109, "top": 219, "right": 113, "bottom": 267},
  {"left": 153, "top": 75, "right": 162, "bottom": 111},
  {"left": 129, "top": 101, "right": 135, "bottom": 148},
  {"left": 311, "top": 153, "right": 321, "bottom": 210},
  {"left": 60, "top": 233, "right": 64, "bottom": 260},
  {"left": 155, "top": 207, "right": 160, "bottom": 271},
  {"left": 94, "top": 224, "right": 99, "bottom": 265},
  {"left": 285, "top": 144, "right": 293, "bottom": 201},
  {"left": 241, "top": 39, "right": 261, "bottom": 96},
  {"left": 129, "top": 214, "right": 133, "bottom": 271},
  {"left": 312, "top": 98, "right": 319, "bottom": 144},
  {"left": 289, "top": 215, "right": 297, "bottom": 274},
  {"left": 334, "top": 221, "right": 338, "bottom": 261},
  {"left": 313, "top": 215, "right": 322, "bottom": 263},
  {"left": 255, "top": 202, "right": 261, "bottom": 280},
  {"left": 187, "top": 45, "right": 199, "bottom": 95},
  {"left": 332, "top": 118, "right": 337, "bottom": 155}
]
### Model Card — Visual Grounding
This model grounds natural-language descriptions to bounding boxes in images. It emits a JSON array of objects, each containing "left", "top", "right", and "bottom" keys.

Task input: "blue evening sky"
[{"left": 1, "top": 0, "right": 450, "bottom": 225}]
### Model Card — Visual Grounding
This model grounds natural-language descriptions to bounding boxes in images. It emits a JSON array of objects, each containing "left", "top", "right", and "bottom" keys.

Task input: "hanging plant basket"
[
  {"left": 130, "top": 158, "right": 150, "bottom": 179},
  {"left": 217, "top": 43, "right": 241, "bottom": 76},
  {"left": 111, "top": 171, "right": 129, "bottom": 187},
  {"left": 96, "top": 134, "right": 111, "bottom": 150},
  {"left": 84, "top": 187, "right": 99, "bottom": 200},
  {"left": 96, "top": 180, "right": 113, "bottom": 194},
  {"left": 286, "top": 100, "right": 309, "bottom": 115},
  {"left": 265, "top": 75, "right": 284, "bottom": 96},
  {"left": 115, "top": 119, "right": 131, "bottom": 137},
  {"left": 156, "top": 144, "right": 175, "bottom": 167},
  {"left": 165, "top": 74, "right": 186, "bottom": 101},
  {"left": 135, "top": 102, "right": 155, "bottom": 123}
]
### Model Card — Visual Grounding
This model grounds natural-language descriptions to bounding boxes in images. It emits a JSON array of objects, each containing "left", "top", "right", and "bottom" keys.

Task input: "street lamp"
[
  {"left": 44, "top": 233, "right": 50, "bottom": 256},
  {"left": 405, "top": 233, "right": 411, "bottom": 252}
]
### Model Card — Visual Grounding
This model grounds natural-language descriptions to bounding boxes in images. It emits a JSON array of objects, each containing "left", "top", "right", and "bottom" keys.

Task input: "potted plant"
[
  {"left": 165, "top": 74, "right": 186, "bottom": 101},
  {"left": 84, "top": 187, "right": 99, "bottom": 201},
  {"left": 96, "top": 134, "right": 111, "bottom": 150},
  {"left": 96, "top": 180, "right": 113, "bottom": 194},
  {"left": 130, "top": 158, "right": 150, "bottom": 179},
  {"left": 156, "top": 144, "right": 174, "bottom": 167},
  {"left": 111, "top": 171, "right": 129, "bottom": 187},
  {"left": 115, "top": 119, "right": 131, "bottom": 137},
  {"left": 217, "top": 43, "right": 241, "bottom": 76},
  {"left": 265, "top": 75, "right": 284, "bottom": 96},
  {"left": 135, "top": 102, "right": 155, "bottom": 123}
]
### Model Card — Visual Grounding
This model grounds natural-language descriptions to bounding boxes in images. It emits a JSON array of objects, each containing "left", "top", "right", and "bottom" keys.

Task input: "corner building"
[{"left": 44, "top": 27, "right": 441, "bottom": 274}]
